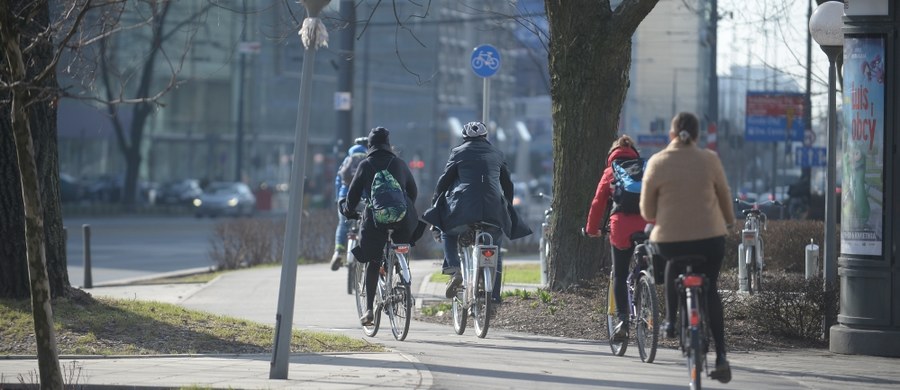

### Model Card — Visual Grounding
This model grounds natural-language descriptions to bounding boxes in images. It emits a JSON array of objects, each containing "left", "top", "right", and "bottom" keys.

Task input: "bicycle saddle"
[{"left": 630, "top": 231, "right": 649, "bottom": 243}]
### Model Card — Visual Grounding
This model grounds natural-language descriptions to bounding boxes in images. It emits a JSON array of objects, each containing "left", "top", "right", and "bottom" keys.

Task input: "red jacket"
[{"left": 585, "top": 147, "right": 648, "bottom": 250}]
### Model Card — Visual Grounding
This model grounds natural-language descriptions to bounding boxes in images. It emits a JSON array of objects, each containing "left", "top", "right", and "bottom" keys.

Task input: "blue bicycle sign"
[{"left": 471, "top": 44, "right": 501, "bottom": 78}]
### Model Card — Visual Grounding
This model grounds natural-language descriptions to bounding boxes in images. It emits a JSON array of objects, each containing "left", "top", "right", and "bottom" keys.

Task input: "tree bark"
[
  {"left": 543, "top": 0, "right": 658, "bottom": 290},
  {"left": 0, "top": 1, "right": 64, "bottom": 387},
  {"left": 0, "top": 0, "right": 70, "bottom": 300}
]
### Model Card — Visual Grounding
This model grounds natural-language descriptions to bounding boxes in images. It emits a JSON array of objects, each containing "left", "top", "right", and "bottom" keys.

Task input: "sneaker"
[
  {"left": 663, "top": 321, "right": 676, "bottom": 339},
  {"left": 612, "top": 320, "right": 629, "bottom": 342},
  {"left": 330, "top": 251, "right": 343, "bottom": 271},
  {"left": 445, "top": 273, "right": 463, "bottom": 299},
  {"left": 442, "top": 266, "right": 460, "bottom": 276},
  {"left": 710, "top": 357, "right": 732, "bottom": 383},
  {"left": 360, "top": 309, "right": 374, "bottom": 326}
]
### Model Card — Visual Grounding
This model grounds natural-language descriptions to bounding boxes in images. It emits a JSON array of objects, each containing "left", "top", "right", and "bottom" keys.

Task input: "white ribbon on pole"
[{"left": 299, "top": 17, "right": 329, "bottom": 49}]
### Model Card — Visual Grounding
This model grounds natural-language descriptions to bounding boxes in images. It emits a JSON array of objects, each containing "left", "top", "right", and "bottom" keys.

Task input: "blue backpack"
[{"left": 610, "top": 158, "right": 646, "bottom": 215}]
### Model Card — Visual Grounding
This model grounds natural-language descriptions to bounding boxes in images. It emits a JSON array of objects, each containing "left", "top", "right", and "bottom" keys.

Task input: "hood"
[
  {"left": 348, "top": 144, "right": 366, "bottom": 154},
  {"left": 606, "top": 145, "right": 639, "bottom": 166}
]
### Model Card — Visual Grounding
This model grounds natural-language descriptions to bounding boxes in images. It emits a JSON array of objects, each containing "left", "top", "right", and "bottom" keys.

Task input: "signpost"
[
  {"left": 744, "top": 91, "right": 806, "bottom": 142},
  {"left": 471, "top": 44, "right": 501, "bottom": 125}
]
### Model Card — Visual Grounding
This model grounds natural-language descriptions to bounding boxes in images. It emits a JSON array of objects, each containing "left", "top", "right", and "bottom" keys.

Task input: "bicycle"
[
  {"left": 734, "top": 198, "right": 781, "bottom": 294},
  {"left": 450, "top": 222, "right": 500, "bottom": 339},
  {"left": 345, "top": 218, "right": 360, "bottom": 295},
  {"left": 667, "top": 255, "right": 713, "bottom": 390},
  {"left": 537, "top": 193, "right": 552, "bottom": 284},
  {"left": 351, "top": 225, "right": 413, "bottom": 341},
  {"left": 582, "top": 228, "right": 660, "bottom": 363}
]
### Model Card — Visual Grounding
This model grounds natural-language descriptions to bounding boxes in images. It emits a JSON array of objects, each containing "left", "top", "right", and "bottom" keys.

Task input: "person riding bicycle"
[
  {"left": 423, "top": 121, "right": 532, "bottom": 302},
  {"left": 584, "top": 134, "right": 648, "bottom": 343},
  {"left": 640, "top": 112, "right": 735, "bottom": 383},
  {"left": 331, "top": 137, "right": 369, "bottom": 271},
  {"left": 340, "top": 127, "right": 424, "bottom": 326}
]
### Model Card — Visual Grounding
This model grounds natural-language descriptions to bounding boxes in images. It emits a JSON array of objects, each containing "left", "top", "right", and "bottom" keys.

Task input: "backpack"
[
  {"left": 339, "top": 152, "right": 367, "bottom": 187},
  {"left": 368, "top": 157, "right": 408, "bottom": 226},
  {"left": 610, "top": 157, "right": 646, "bottom": 215}
]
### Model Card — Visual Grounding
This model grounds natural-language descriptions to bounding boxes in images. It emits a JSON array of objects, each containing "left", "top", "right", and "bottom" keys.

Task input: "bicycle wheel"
[
  {"left": 473, "top": 268, "right": 491, "bottom": 338},
  {"left": 387, "top": 253, "right": 412, "bottom": 341},
  {"left": 745, "top": 246, "right": 756, "bottom": 294},
  {"left": 355, "top": 262, "right": 379, "bottom": 337},
  {"left": 752, "top": 244, "right": 763, "bottom": 293},
  {"left": 687, "top": 326, "right": 704, "bottom": 390},
  {"left": 636, "top": 274, "right": 659, "bottom": 363},
  {"left": 606, "top": 271, "right": 627, "bottom": 356},
  {"left": 346, "top": 238, "right": 358, "bottom": 295},
  {"left": 451, "top": 294, "right": 468, "bottom": 335}
]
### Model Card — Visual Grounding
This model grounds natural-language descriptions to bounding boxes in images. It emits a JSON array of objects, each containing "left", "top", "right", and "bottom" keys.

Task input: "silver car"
[{"left": 193, "top": 182, "right": 257, "bottom": 217}]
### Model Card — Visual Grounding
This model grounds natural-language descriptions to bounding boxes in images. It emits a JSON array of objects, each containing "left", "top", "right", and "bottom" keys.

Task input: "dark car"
[
  {"left": 193, "top": 182, "right": 256, "bottom": 217},
  {"left": 157, "top": 179, "right": 203, "bottom": 207},
  {"left": 59, "top": 173, "right": 85, "bottom": 203}
]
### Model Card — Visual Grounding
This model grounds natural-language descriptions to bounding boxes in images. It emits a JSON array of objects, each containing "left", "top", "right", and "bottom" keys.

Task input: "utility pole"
[
  {"left": 336, "top": 0, "right": 355, "bottom": 147},
  {"left": 708, "top": 0, "right": 719, "bottom": 151},
  {"left": 235, "top": 0, "right": 247, "bottom": 182},
  {"left": 803, "top": 0, "right": 813, "bottom": 193}
]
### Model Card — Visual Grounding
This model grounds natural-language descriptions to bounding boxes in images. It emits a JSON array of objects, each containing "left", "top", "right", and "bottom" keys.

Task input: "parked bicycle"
[
  {"left": 351, "top": 225, "right": 413, "bottom": 341},
  {"left": 583, "top": 227, "right": 660, "bottom": 362},
  {"left": 537, "top": 193, "right": 553, "bottom": 282},
  {"left": 734, "top": 198, "right": 782, "bottom": 294},
  {"left": 450, "top": 222, "right": 500, "bottom": 338}
]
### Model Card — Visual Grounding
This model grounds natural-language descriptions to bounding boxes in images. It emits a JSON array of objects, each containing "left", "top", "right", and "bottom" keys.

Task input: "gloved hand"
[
  {"left": 339, "top": 198, "right": 360, "bottom": 220},
  {"left": 430, "top": 225, "right": 442, "bottom": 243}
]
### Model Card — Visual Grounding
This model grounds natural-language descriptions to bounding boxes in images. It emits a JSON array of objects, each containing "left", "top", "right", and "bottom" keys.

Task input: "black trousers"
[
  {"left": 611, "top": 246, "right": 633, "bottom": 322},
  {"left": 656, "top": 236, "right": 727, "bottom": 358}
]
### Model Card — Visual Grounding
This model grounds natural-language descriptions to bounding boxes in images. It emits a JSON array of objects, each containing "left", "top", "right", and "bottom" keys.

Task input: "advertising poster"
[
  {"left": 841, "top": 36, "right": 885, "bottom": 256},
  {"left": 744, "top": 92, "right": 806, "bottom": 142}
]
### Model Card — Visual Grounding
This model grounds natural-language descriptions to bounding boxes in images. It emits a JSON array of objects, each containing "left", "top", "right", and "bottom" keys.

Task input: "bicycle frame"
[
  {"left": 460, "top": 230, "right": 499, "bottom": 308},
  {"left": 674, "top": 261, "right": 710, "bottom": 390}
]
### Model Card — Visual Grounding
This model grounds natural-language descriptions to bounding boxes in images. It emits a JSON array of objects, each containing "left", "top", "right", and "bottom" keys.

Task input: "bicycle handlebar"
[{"left": 734, "top": 198, "right": 783, "bottom": 207}]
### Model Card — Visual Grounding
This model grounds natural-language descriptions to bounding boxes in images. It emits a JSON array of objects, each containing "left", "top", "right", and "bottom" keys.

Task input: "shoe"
[
  {"left": 710, "top": 357, "right": 732, "bottom": 383},
  {"left": 663, "top": 322, "right": 676, "bottom": 339},
  {"left": 442, "top": 266, "right": 460, "bottom": 276},
  {"left": 330, "top": 251, "right": 343, "bottom": 271},
  {"left": 445, "top": 273, "right": 463, "bottom": 299},
  {"left": 612, "top": 320, "right": 629, "bottom": 342},
  {"left": 360, "top": 309, "right": 374, "bottom": 326}
]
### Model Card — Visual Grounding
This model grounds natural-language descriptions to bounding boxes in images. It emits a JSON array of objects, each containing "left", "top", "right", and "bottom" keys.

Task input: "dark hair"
[
  {"left": 608, "top": 134, "right": 639, "bottom": 155},
  {"left": 670, "top": 112, "right": 699, "bottom": 144}
]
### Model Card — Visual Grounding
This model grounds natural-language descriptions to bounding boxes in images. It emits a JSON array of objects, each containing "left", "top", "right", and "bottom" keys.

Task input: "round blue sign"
[{"left": 471, "top": 44, "right": 501, "bottom": 78}]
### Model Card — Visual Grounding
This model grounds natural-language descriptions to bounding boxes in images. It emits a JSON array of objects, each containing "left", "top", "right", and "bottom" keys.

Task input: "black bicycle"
[{"left": 668, "top": 255, "right": 712, "bottom": 390}]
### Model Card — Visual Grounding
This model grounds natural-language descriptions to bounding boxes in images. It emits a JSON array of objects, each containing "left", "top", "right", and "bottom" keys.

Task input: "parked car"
[
  {"left": 157, "top": 179, "right": 203, "bottom": 207},
  {"left": 59, "top": 173, "right": 85, "bottom": 203},
  {"left": 193, "top": 182, "right": 256, "bottom": 217}
]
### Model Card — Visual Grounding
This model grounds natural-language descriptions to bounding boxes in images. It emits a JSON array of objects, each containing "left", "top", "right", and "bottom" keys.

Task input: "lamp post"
[
  {"left": 270, "top": 0, "right": 331, "bottom": 379},
  {"left": 808, "top": 0, "right": 843, "bottom": 334}
]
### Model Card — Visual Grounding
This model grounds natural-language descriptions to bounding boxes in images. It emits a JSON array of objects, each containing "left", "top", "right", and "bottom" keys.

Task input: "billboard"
[{"left": 744, "top": 91, "right": 805, "bottom": 142}]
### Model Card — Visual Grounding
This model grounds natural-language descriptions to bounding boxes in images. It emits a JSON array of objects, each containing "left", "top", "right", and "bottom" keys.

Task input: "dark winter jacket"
[
  {"left": 344, "top": 147, "right": 422, "bottom": 259},
  {"left": 423, "top": 137, "right": 532, "bottom": 240}
]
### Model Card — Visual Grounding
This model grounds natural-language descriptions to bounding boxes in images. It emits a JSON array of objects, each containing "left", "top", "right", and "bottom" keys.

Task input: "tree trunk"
[
  {"left": 544, "top": 2, "right": 641, "bottom": 290},
  {"left": 0, "top": 0, "right": 70, "bottom": 300},
  {"left": 0, "top": 1, "right": 64, "bottom": 386}
]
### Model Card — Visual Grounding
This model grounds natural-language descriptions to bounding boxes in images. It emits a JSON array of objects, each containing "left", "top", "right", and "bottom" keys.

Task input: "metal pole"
[
  {"left": 82, "top": 224, "right": 92, "bottom": 289},
  {"left": 482, "top": 78, "right": 491, "bottom": 125},
  {"left": 336, "top": 0, "right": 355, "bottom": 146},
  {"left": 235, "top": 0, "right": 247, "bottom": 181},
  {"left": 823, "top": 45, "right": 841, "bottom": 332},
  {"left": 270, "top": 0, "right": 330, "bottom": 379}
]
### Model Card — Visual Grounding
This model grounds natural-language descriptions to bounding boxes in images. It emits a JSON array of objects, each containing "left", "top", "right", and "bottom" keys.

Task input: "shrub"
[{"left": 724, "top": 219, "right": 834, "bottom": 273}]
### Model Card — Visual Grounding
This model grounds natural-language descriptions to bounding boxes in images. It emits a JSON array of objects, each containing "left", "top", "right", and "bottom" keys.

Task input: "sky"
[{"left": 716, "top": 0, "right": 834, "bottom": 122}]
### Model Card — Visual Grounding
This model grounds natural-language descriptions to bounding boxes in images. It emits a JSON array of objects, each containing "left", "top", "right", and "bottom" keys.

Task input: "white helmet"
[{"left": 462, "top": 121, "right": 488, "bottom": 138}]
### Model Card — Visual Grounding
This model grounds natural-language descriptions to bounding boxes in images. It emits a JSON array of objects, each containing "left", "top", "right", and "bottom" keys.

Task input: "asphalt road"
[{"left": 63, "top": 215, "right": 221, "bottom": 286}]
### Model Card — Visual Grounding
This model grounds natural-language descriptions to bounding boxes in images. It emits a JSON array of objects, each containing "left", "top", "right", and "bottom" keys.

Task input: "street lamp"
[
  {"left": 808, "top": 0, "right": 843, "bottom": 333},
  {"left": 270, "top": 0, "right": 331, "bottom": 379}
]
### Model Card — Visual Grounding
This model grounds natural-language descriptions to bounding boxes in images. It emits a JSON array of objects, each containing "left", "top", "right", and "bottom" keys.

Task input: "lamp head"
[{"left": 809, "top": 1, "right": 844, "bottom": 47}]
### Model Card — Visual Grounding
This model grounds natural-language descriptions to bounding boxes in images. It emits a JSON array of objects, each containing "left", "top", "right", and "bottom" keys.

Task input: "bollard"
[
  {"left": 737, "top": 243, "right": 748, "bottom": 292},
  {"left": 805, "top": 238, "right": 820, "bottom": 279},
  {"left": 83, "top": 224, "right": 92, "bottom": 289}
]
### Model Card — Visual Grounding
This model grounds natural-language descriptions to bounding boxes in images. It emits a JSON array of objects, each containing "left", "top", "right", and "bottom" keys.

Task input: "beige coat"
[{"left": 640, "top": 140, "right": 735, "bottom": 243}]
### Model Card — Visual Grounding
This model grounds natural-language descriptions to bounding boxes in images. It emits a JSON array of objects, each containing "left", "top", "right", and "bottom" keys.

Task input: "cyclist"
[
  {"left": 340, "top": 127, "right": 424, "bottom": 326},
  {"left": 640, "top": 112, "right": 735, "bottom": 383},
  {"left": 331, "top": 137, "right": 369, "bottom": 271},
  {"left": 583, "top": 134, "right": 648, "bottom": 342},
  {"left": 423, "top": 121, "right": 532, "bottom": 302}
]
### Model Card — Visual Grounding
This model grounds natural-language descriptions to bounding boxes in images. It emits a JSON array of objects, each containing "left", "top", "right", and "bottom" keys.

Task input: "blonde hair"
[
  {"left": 608, "top": 134, "right": 638, "bottom": 155},
  {"left": 670, "top": 112, "right": 699, "bottom": 144}
]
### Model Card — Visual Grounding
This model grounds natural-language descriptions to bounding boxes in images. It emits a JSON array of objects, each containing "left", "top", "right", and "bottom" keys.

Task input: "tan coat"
[{"left": 640, "top": 140, "right": 735, "bottom": 243}]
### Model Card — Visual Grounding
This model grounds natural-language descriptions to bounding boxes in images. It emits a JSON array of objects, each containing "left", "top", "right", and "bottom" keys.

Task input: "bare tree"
[{"left": 543, "top": 0, "right": 660, "bottom": 290}]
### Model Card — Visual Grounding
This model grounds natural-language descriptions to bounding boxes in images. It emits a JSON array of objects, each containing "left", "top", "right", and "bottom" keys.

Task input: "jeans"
[
  {"left": 441, "top": 225, "right": 504, "bottom": 301},
  {"left": 334, "top": 208, "right": 349, "bottom": 252}
]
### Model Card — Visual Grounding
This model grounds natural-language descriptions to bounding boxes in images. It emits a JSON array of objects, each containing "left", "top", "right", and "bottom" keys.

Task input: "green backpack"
[{"left": 369, "top": 157, "right": 408, "bottom": 226}]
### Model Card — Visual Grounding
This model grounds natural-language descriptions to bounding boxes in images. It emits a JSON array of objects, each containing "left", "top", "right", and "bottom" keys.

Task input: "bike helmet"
[
  {"left": 354, "top": 137, "right": 368, "bottom": 146},
  {"left": 462, "top": 121, "right": 488, "bottom": 139}
]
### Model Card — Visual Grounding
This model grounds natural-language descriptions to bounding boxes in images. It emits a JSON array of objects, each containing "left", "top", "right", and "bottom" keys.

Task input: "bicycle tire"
[
  {"left": 636, "top": 274, "right": 659, "bottom": 363},
  {"left": 388, "top": 253, "right": 412, "bottom": 341},
  {"left": 752, "top": 243, "right": 763, "bottom": 293},
  {"left": 346, "top": 237, "right": 358, "bottom": 295},
  {"left": 473, "top": 268, "right": 491, "bottom": 338},
  {"left": 745, "top": 246, "right": 755, "bottom": 295},
  {"left": 451, "top": 295, "right": 467, "bottom": 335},
  {"left": 687, "top": 327, "right": 703, "bottom": 390},
  {"left": 606, "top": 271, "right": 627, "bottom": 356},
  {"left": 355, "top": 262, "right": 380, "bottom": 337}
]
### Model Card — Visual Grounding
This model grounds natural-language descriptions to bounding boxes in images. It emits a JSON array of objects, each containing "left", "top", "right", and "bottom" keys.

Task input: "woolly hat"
[{"left": 367, "top": 126, "right": 391, "bottom": 152}]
